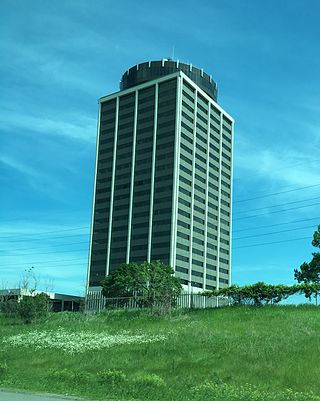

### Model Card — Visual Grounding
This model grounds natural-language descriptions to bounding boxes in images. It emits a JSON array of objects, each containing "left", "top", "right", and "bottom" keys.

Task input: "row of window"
[
  {"left": 175, "top": 265, "right": 228, "bottom": 279},
  {"left": 176, "top": 233, "right": 210, "bottom": 247},
  {"left": 99, "top": 112, "right": 232, "bottom": 143},
  {"left": 179, "top": 278, "right": 228, "bottom": 289},
  {"left": 175, "top": 251, "right": 230, "bottom": 265},
  {"left": 176, "top": 238, "right": 228, "bottom": 254}
]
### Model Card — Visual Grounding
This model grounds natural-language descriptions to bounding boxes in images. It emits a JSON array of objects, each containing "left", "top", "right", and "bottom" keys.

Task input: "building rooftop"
[{"left": 120, "top": 59, "right": 218, "bottom": 101}]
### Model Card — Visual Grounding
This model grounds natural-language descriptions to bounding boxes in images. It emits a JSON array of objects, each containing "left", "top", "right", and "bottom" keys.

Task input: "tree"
[
  {"left": 312, "top": 224, "right": 320, "bottom": 248},
  {"left": 100, "top": 261, "right": 182, "bottom": 310},
  {"left": 19, "top": 266, "right": 38, "bottom": 293},
  {"left": 294, "top": 254, "right": 320, "bottom": 284},
  {"left": 294, "top": 226, "right": 320, "bottom": 303}
]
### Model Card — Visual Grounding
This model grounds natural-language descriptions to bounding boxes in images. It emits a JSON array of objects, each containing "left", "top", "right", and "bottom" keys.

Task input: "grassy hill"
[{"left": 1, "top": 305, "right": 320, "bottom": 401}]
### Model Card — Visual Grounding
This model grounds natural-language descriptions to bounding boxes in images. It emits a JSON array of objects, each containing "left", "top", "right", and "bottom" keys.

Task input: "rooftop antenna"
[{"left": 168, "top": 46, "right": 175, "bottom": 61}]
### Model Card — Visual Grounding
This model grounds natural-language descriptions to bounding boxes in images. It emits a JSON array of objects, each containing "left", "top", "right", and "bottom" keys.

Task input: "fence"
[{"left": 85, "top": 290, "right": 228, "bottom": 312}]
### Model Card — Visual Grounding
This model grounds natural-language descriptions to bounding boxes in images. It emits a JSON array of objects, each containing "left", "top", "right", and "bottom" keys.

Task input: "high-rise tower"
[{"left": 87, "top": 59, "right": 234, "bottom": 293}]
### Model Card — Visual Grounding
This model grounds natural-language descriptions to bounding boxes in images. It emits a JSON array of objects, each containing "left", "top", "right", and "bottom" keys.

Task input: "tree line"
[{"left": 205, "top": 282, "right": 320, "bottom": 306}]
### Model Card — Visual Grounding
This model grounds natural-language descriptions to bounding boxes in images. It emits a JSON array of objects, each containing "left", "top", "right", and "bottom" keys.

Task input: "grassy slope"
[{"left": 1, "top": 306, "right": 320, "bottom": 401}]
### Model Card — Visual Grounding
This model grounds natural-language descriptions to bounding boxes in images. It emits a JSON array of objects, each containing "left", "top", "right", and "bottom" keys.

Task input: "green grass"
[{"left": 1, "top": 306, "right": 320, "bottom": 400}]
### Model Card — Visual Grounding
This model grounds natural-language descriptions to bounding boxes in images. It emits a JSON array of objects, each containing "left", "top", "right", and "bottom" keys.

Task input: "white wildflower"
[{"left": 2, "top": 329, "right": 167, "bottom": 354}]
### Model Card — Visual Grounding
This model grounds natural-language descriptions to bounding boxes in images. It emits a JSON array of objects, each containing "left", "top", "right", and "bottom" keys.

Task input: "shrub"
[
  {"left": 50, "top": 369, "right": 93, "bottom": 384},
  {"left": 0, "top": 299, "right": 19, "bottom": 317},
  {"left": 50, "top": 368, "right": 74, "bottom": 381},
  {"left": 97, "top": 369, "right": 126, "bottom": 385},
  {"left": 133, "top": 373, "right": 165, "bottom": 387},
  {"left": 18, "top": 293, "right": 50, "bottom": 324},
  {"left": 72, "top": 371, "right": 93, "bottom": 383}
]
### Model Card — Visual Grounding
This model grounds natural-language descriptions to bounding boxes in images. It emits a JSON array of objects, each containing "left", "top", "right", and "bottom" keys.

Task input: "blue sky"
[{"left": 1, "top": 0, "right": 320, "bottom": 296}]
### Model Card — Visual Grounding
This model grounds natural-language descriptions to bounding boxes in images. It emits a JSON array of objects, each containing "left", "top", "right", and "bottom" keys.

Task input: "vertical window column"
[
  {"left": 147, "top": 84, "right": 159, "bottom": 262},
  {"left": 126, "top": 91, "right": 139, "bottom": 263},
  {"left": 228, "top": 119, "right": 234, "bottom": 285},
  {"left": 203, "top": 100, "right": 211, "bottom": 290},
  {"left": 106, "top": 97, "right": 119, "bottom": 275},
  {"left": 188, "top": 91, "right": 198, "bottom": 291},
  {"left": 170, "top": 76, "right": 182, "bottom": 270},
  {"left": 216, "top": 111, "right": 223, "bottom": 289}
]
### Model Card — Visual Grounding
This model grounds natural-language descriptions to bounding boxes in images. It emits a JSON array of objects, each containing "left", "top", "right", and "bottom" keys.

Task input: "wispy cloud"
[
  {"left": 234, "top": 129, "right": 320, "bottom": 188},
  {"left": 0, "top": 155, "right": 45, "bottom": 182},
  {"left": 1, "top": 111, "right": 96, "bottom": 143}
]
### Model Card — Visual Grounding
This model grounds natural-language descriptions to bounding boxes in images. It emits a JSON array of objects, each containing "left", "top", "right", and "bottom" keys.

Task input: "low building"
[{"left": 0, "top": 289, "right": 83, "bottom": 312}]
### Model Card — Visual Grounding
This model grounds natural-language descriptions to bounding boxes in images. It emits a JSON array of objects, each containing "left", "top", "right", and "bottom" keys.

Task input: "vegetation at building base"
[
  {"left": 205, "top": 282, "right": 320, "bottom": 305},
  {"left": 1, "top": 306, "right": 320, "bottom": 401},
  {"left": 100, "top": 261, "right": 182, "bottom": 311},
  {"left": 0, "top": 292, "right": 50, "bottom": 324}
]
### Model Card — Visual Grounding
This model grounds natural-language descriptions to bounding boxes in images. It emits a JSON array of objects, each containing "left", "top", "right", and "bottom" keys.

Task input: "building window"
[{"left": 176, "top": 265, "right": 189, "bottom": 274}]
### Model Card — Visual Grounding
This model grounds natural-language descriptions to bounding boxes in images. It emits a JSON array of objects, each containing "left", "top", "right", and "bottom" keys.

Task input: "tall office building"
[{"left": 87, "top": 59, "right": 234, "bottom": 293}]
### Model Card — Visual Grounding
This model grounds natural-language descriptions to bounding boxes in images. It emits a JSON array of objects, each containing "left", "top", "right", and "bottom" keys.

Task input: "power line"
[
  {"left": 3, "top": 246, "right": 89, "bottom": 257},
  {"left": 233, "top": 216, "right": 320, "bottom": 233},
  {"left": 2, "top": 233, "right": 90, "bottom": 243},
  {"left": 233, "top": 160, "right": 320, "bottom": 192},
  {"left": 235, "top": 195, "right": 320, "bottom": 216},
  {"left": 0, "top": 184, "right": 319, "bottom": 253},
  {"left": 1, "top": 261, "right": 88, "bottom": 270},
  {"left": 233, "top": 236, "right": 311, "bottom": 249},
  {"left": 0, "top": 226, "right": 90, "bottom": 239},
  {"left": 2, "top": 240, "right": 90, "bottom": 252},
  {"left": 2, "top": 191, "right": 320, "bottom": 241},
  {"left": 234, "top": 201, "right": 320, "bottom": 221},
  {"left": 1, "top": 207, "right": 319, "bottom": 250},
  {"left": 2, "top": 198, "right": 319, "bottom": 242},
  {"left": 234, "top": 183, "right": 320, "bottom": 204},
  {"left": 2, "top": 257, "right": 88, "bottom": 267},
  {"left": 3, "top": 220, "right": 317, "bottom": 260},
  {"left": 233, "top": 224, "right": 317, "bottom": 241}
]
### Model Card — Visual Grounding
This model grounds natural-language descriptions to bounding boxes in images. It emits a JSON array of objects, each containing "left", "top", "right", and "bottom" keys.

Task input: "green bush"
[
  {"left": 18, "top": 293, "right": 50, "bottom": 324},
  {"left": 97, "top": 369, "right": 126, "bottom": 385},
  {"left": 50, "top": 369, "right": 93, "bottom": 384},
  {"left": 133, "top": 373, "right": 165, "bottom": 388},
  {"left": 50, "top": 368, "right": 72, "bottom": 381},
  {"left": 0, "top": 299, "right": 19, "bottom": 316},
  {"left": 72, "top": 371, "right": 93, "bottom": 384}
]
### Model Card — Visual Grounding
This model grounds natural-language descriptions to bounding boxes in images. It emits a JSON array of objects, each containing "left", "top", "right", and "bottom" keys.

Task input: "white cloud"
[
  {"left": 0, "top": 111, "right": 96, "bottom": 143},
  {"left": 234, "top": 133, "right": 320, "bottom": 188},
  {"left": 0, "top": 155, "right": 45, "bottom": 182}
]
